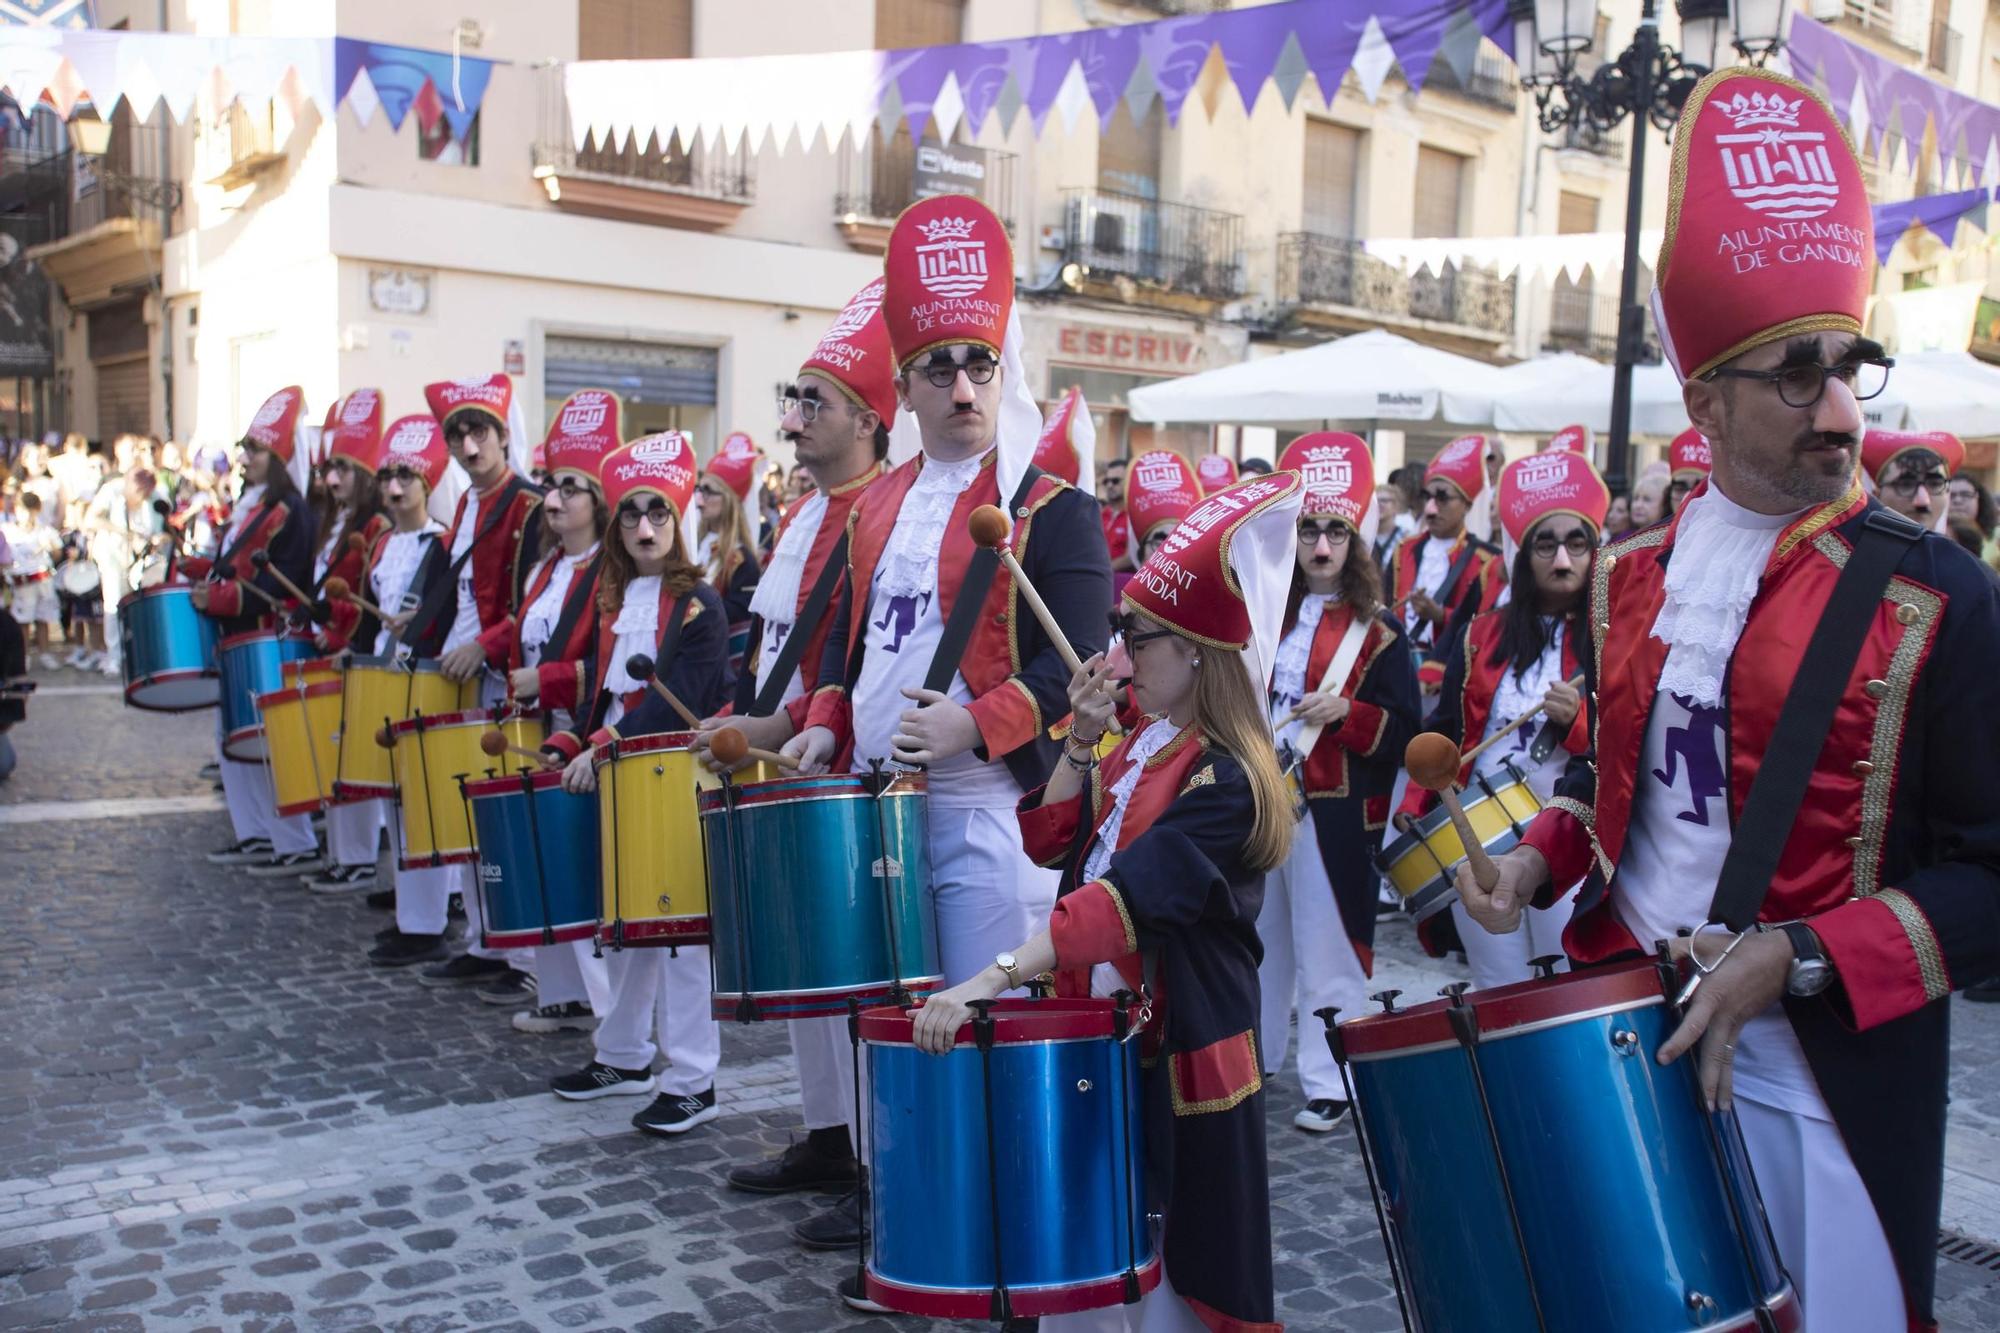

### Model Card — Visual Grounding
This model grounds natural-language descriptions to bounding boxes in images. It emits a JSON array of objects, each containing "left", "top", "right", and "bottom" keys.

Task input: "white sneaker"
[
  {"left": 63, "top": 648, "right": 88, "bottom": 668},
  {"left": 100, "top": 658, "right": 122, "bottom": 677},
  {"left": 38, "top": 653, "right": 61, "bottom": 672}
]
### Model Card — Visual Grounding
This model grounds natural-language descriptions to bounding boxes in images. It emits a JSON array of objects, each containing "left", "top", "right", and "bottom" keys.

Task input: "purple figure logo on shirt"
[
  {"left": 873, "top": 591, "right": 932, "bottom": 655},
  {"left": 1651, "top": 692, "right": 1728, "bottom": 825}
]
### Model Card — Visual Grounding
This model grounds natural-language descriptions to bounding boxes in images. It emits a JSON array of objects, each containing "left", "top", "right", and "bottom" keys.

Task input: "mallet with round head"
[
  {"left": 1403, "top": 732, "right": 1501, "bottom": 894},
  {"left": 624, "top": 654, "right": 702, "bottom": 729}
]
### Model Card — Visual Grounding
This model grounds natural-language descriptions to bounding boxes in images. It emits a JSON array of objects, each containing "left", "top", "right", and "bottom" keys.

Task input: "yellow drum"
[
  {"left": 390, "top": 709, "right": 545, "bottom": 869},
  {"left": 335, "top": 655, "right": 475, "bottom": 801},
  {"left": 258, "top": 673, "right": 343, "bottom": 817},
  {"left": 1377, "top": 759, "right": 1543, "bottom": 921},
  {"left": 595, "top": 731, "right": 721, "bottom": 948}
]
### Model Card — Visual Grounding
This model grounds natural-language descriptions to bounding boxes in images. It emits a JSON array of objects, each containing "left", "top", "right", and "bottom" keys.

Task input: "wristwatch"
[
  {"left": 1778, "top": 922, "right": 1834, "bottom": 997},
  {"left": 995, "top": 952, "right": 1024, "bottom": 990}
]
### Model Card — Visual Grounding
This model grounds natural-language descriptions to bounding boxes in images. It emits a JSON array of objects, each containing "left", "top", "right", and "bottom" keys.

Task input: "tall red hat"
[
  {"left": 245, "top": 387, "right": 305, "bottom": 462},
  {"left": 602, "top": 432, "right": 698, "bottom": 523},
  {"left": 326, "top": 389, "right": 385, "bottom": 473},
  {"left": 1194, "top": 453, "right": 1238, "bottom": 494},
  {"left": 1425, "top": 433, "right": 1488, "bottom": 501},
  {"left": 1033, "top": 387, "right": 1088, "bottom": 485},
  {"left": 882, "top": 195, "right": 1013, "bottom": 369},
  {"left": 1668, "top": 427, "right": 1714, "bottom": 482},
  {"left": 705, "top": 431, "right": 759, "bottom": 500},
  {"left": 1125, "top": 449, "right": 1201, "bottom": 545},
  {"left": 801, "top": 278, "right": 898, "bottom": 424},
  {"left": 1124, "top": 473, "right": 1305, "bottom": 687},
  {"left": 425, "top": 373, "right": 513, "bottom": 434},
  {"left": 1653, "top": 69, "right": 1872, "bottom": 382},
  {"left": 378, "top": 415, "right": 449, "bottom": 490},
  {"left": 1498, "top": 450, "right": 1610, "bottom": 548},
  {"left": 317, "top": 398, "right": 342, "bottom": 467},
  {"left": 1543, "top": 424, "right": 1593, "bottom": 455},
  {"left": 542, "top": 389, "right": 622, "bottom": 484},
  {"left": 1862, "top": 429, "right": 1964, "bottom": 484},
  {"left": 1278, "top": 432, "right": 1373, "bottom": 530}
]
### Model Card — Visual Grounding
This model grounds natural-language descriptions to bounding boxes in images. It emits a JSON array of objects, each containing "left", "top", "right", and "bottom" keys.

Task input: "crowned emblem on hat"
[
  {"left": 558, "top": 393, "right": 611, "bottom": 437},
  {"left": 1710, "top": 92, "right": 1838, "bottom": 221},
  {"left": 883, "top": 195, "right": 1013, "bottom": 367},
  {"left": 914, "top": 215, "right": 988, "bottom": 298},
  {"left": 1514, "top": 455, "right": 1570, "bottom": 492},
  {"left": 380, "top": 415, "right": 448, "bottom": 488},
  {"left": 1498, "top": 449, "right": 1608, "bottom": 549},
  {"left": 387, "top": 419, "right": 435, "bottom": 455},
  {"left": 1669, "top": 427, "right": 1714, "bottom": 478},
  {"left": 1279, "top": 432, "right": 1372, "bottom": 530},
  {"left": 803, "top": 279, "right": 899, "bottom": 424},
  {"left": 340, "top": 390, "right": 379, "bottom": 425}
]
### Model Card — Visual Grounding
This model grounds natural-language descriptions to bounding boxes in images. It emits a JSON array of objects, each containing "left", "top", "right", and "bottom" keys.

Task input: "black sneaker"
[
  {"left": 365, "top": 888, "right": 395, "bottom": 911},
  {"left": 727, "top": 1139, "right": 859, "bottom": 1195},
  {"left": 474, "top": 970, "right": 536, "bottom": 1006},
  {"left": 198, "top": 761, "right": 220, "bottom": 781},
  {"left": 837, "top": 1270, "right": 888, "bottom": 1314},
  {"left": 1964, "top": 978, "right": 2000, "bottom": 1003},
  {"left": 206, "top": 837, "right": 273, "bottom": 865},
  {"left": 793, "top": 1190, "right": 865, "bottom": 1251},
  {"left": 246, "top": 850, "right": 324, "bottom": 878},
  {"left": 369, "top": 932, "right": 448, "bottom": 967},
  {"left": 417, "top": 954, "right": 510, "bottom": 989},
  {"left": 305, "top": 864, "right": 377, "bottom": 894},
  {"left": 512, "top": 1002, "right": 597, "bottom": 1034},
  {"left": 550, "top": 1061, "right": 654, "bottom": 1101},
  {"left": 1293, "top": 1099, "right": 1353, "bottom": 1133},
  {"left": 632, "top": 1087, "right": 718, "bottom": 1137},
  {"left": 447, "top": 893, "right": 464, "bottom": 918}
]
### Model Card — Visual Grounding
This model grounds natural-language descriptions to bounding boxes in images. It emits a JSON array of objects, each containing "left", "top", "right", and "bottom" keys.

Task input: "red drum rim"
[
  {"left": 333, "top": 780, "right": 393, "bottom": 801},
  {"left": 345, "top": 654, "right": 454, "bottom": 676},
  {"left": 696, "top": 770, "right": 926, "bottom": 813},
  {"left": 283, "top": 656, "right": 343, "bottom": 682},
  {"left": 859, "top": 996, "right": 1143, "bottom": 1048},
  {"left": 462, "top": 768, "right": 568, "bottom": 798},
  {"left": 600, "top": 731, "right": 699, "bottom": 760},
  {"left": 1339, "top": 958, "right": 1669, "bottom": 1058},
  {"left": 219, "top": 629, "right": 310, "bottom": 652},
  {"left": 255, "top": 681, "right": 343, "bottom": 710},
  {"left": 274, "top": 795, "right": 327, "bottom": 817},
  {"left": 865, "top": 1254, "right": 1161, "bottom": 1319},
  {"left": 397, "top": 848, "right": 477, "bottom": 870},
  {"left": 485, "top": 922, "right": 598, "bottom": 950},
  {"left": 596, "top": 916, "right": 711, "bottom": 947},
  {"left": 389, "top": 708, "right": 522, "bottom": 737},
  {"left": 118, "top": 583, "right": 199, "bottom": 609}
]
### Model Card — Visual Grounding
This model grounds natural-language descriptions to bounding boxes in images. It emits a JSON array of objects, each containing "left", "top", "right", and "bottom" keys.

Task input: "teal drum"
[{"left": 699, "top": 769, "right": 941, "bottom": 1021}]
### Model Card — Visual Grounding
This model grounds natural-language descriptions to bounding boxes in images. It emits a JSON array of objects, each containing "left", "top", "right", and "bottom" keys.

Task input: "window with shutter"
[
  {"left": 1551, "top": 191, "right": 1599, "bottom": 346},
  {"left": 580, "top": 0, "right": 693, "bottom": 60},
  {"left": 875, "top": 0, "right": 964, "bottom": 49},
  {"left": 1412, "top": 147, "right": 1466, "bottom": 239},
  {"left": 1303, "top": 120, "right": 1360, "bottom": 239},
  {"left": 1098, "top": 102, "right": 1163, "bottom": 200}
]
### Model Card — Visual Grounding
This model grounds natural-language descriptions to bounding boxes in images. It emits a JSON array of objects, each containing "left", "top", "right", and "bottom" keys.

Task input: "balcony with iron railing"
[
  {"left": 531, "top": 64, "right": 753, "bottom": 231},
  {"left": 1544, "top": 284, "right": 1662, "bottom": 362},
  {"left": 1555, "top": 120, "right": 1625, "bottom": 163},
  {"left": 1277, "top": 232, "right": 1515, "bottom": 346},
  {"left": 19, "top": 121, "right": 177, "bottom": 309},
  {"left": 1424, "top": 50, "right": 1520, "bottom": 114},
  {"left": 1831, "top": 0, "right": 1926, "bottom": 53},
  {"left": 833, "top": 136, "right": 1017, "bottom": 254},
  {"left": 1061, "top": 189, "right": 1246, "bottom": 308}
]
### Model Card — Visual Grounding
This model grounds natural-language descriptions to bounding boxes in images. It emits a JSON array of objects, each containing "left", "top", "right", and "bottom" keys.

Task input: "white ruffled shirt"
[
  {"left": 1476, "top": 621, "right": 1570, "bottom": 797},
  {"left": 1649, "top": 486, "right": 1805, "bottom": 708},
  {"left": 443, "top": 489, "right": 483, "bottom": 655},
  {"left": 1269, "top": 593, "right": 1333, "bottom": 750},
  {"left": 602, "top": 574, "right": 662, "bottom": 727},
  {"left": 313, "top": 508, "right": 351, "bottom": 584},
  {"left": 748, "top": 490, "right": 829, "bottom": 704},
  {"left": 519, "top": 543, "right": 599, "bottom": 669},
  {"left": 1082, "top": 718, "right": 1184, "bottom": 884},
  {"left": 876, "top": 449, "right": 990, "bottom": 600},
  {"left": 370, "top": 522, "right": 444, "bottom": 655}
]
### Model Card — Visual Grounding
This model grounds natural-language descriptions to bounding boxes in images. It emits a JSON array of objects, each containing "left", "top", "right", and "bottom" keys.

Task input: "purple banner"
[
  {"left": 1872, "top": 186, "right": 1992, "bottom": 264},
  {"left": 1785, "top": 14, "right": 2000, "bottom": 182}
]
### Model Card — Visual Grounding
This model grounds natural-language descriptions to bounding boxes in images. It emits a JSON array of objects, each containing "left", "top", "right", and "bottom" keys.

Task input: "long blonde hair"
[
  {"left": 699, "top": 481, "right": 758, "bottom": 589},
  {"left": 1191, "top": 645, "right": 1292, "bottom": 873}
]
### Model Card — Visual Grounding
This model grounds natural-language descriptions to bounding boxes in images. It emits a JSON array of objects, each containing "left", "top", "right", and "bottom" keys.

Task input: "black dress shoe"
[
  {"left": 365, "top": 888, "right": 395, "bottom": 911},
  {"left": 369, "top": 932, "right": 447, "bottom": 967},
  {"left": 728, "top": 1139, "right": 860, "bottom": 1195},
  {"left": 1964, "top": 977, "right": 2000, "bottom": 1003},
  {"left": 793, "top": 1190, "right": 864, "bottom": 1251}
]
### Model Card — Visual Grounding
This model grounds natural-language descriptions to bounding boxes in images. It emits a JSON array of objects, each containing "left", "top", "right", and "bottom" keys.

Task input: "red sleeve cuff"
[
  {"left": 206, "top": 581, "right": 242, "bottom": 618},
  {"left": 538, "top": 661, "right": 583, "bottom": 711},
  {"left": 783, "top": 692, "right": 812, "bottom": 733},
  {"left": 1395, "top": 782, "right": 1433, "bottom": 820},
  {"left": 1562, "top": 708, "right": 1590, "bottom": 755},
  {"left": 1418, "top": 659, "right": 1446, "bottom": 688},
  {"left": 1333, "top": 700, "right": 1389, "bottom": 756},
  {"left": 1049, "top": 878, "right": 1137, "bottom": 969},
  {"left": 804, "top": 686, "right": 851, "bottom": 747},
  {"left": 1811, "top": 892, "right": 1954, "bottom": 1031},
  {"left": 474, "top": 617, "right": 513, "bottom": 663},
  {"left": 1016, "top": 787, "right": 1083, "bottom": 868},
  {"left": 1521, "top": 805, "right": 1595, "bottom": 897},
  {"left": 966, "top": 678, "right": 1041, "bottom": 759},
  {"left": 543, "top": 730, "right": 584, "bottom": 763}
]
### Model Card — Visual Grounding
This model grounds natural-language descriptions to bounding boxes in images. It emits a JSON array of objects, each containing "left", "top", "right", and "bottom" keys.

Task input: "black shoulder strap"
[
  {"left": 210, "top": 498, "right": 284, "bottom": 575},
  {"left": 750, "top": 530, "right": 849, "bottom": 717},
  {"left": 542, "top": 552, "right": 602, "bottom": 666},
  {"left": 583, "top": 588, "right": 695, "bottom": 738},
  {"left": 1707, "top": 509, "right": 1924, "bottom": 930},
  {"left": 1433, "top": 536, "right": 1489, "bottom": 609},
  {"left": 923, "top": 466, "right": 1042, "bottom": 695},
  {"left": 405, "top": 480, "right": 529, "bottom": 646}
]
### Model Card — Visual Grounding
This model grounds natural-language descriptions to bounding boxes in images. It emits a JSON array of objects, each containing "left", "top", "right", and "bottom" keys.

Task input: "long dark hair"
[
  {"left": 329, "top": 466, "right": 383, "bottom": 563},
  {"left": 1283, "top": 529, "right": 1383, "bottom": 628},
  {"left": 597, "top": 515, "right": 701, "bottom": 615},
  {"left": 1488, "top": 528, "right": 1589, "bottom": 679}
]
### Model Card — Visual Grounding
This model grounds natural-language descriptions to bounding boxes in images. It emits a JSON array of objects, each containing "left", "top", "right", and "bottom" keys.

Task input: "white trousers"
[
  {"left": 1737, "top": 1094, "right": 1904, "bottom": 1332},
  {"left": 930, "top": 804, "right": 1060, "bottom": 987},
  {"left": 1257, "top": 812, "right": 1371, "bottom": 1101},
  {"left": 220, "top": 756, "right": 316, "bottom": 854},
  {"left": 1448, "top": 889, "right": 1578, "bottom": 992},
  {"left": 593, "top": 945, "right": 720, "bottom": 1094},
  {"left": 389, "top": 811, "right": 460, "bottom": 936},
  {"left": 325, "top": 798, "right": 384, "bottom": 868},
  {"left": 791, "top": 1014, "right": 859, "bottom": 1133},
  {"left": 535, "top": 942, "right": 609, "bottom": 1012}
]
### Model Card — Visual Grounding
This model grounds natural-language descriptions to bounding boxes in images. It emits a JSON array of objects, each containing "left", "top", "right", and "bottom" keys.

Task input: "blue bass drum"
[
  {"left": 862, "top": 997, "right": 1161, "bottom": 1320},
  {"left": 217, "top": 630, "right": 315, "bottom": 761},
  {"left": 700, "top": 769, "right": 941, "bottom": 1020},
  {"left": 117, "top": 585, "right": 220, "bottom": 712},
  {"left": 462, "top": 768, "right": 601, "bottom": 950},
  {"left": 1333, "top": 959, "right": 1799, "bottom": 1333}
]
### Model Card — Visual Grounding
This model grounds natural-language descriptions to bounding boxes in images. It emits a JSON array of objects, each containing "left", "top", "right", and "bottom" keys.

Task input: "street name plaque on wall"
[{"left": 368, "top": 266, "right": 433, "bottom": 317}]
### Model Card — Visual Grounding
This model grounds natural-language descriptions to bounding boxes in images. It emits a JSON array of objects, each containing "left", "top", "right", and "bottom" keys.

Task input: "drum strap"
[
  {"left": 922, "top": 467, "right": 1042, "bottom": 696},
  {"left": 541, "top": 552, "right": 603, "bottom": 670},
  {"left": 1705, "top": 509, "right": 1923, "bottom": 932},
  {"left": 748, "top": 531, "right": 848, "bottom": 717},
  {"left": 583, "top": 590, "right": 694, "bottom": 739},
  {"left": 1430, "top": 536, "right": 1485, "bottom": 613},
  {"left": 209, "top": 501, "right": 283, "bottom": 581},
  {"left": 1293, "top": 613, "right": 1371, "bottom": 757},
  {"left": 404, "top": 480, "right": 531, "bottom": 646}
]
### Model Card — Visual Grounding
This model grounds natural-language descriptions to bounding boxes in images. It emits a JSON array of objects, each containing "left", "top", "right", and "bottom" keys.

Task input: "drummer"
[
  {"left": 1459, "top": 68, "right": 2000, "bottom": 1331},
  {"left": 1261, "top": 434, "right": 1419, "bottom": 1134},
  {"left": 913, "top": 474, "right": 1301, "bottom": 1332},
  {"left": 707, "top": 280, "right": 890, "bottom": 1203},
  {"left": 544, "top": 433, "right": 730, "bottom": 1136},
  {"left": 1666, "top": 426, "right": 1713, "bottom": 515},
  {"left": 1123, "top": 450, "right": 1202, "bottom": 569},
  {"left": 1389, "top": 435, "right": 1504, "bottom": 696},
  {"left": 191, "top": 386, "right": 324, "bottom": 878},
  {"left": 500, "top": 389, "right": 620, "bottom": 1035},
  {"left": 305, "top": 390, "right": 393, "bottom": 896},
  {"left": 1396, "top": 449, "right": 1602, "bottom": 989},
  {"left": 692, "top": 434, "right": 763, "bottom": 680},
  {"left": 1862, "top": 428, "right": 1962, "bottom": 529},
  {"left": 358, "top": 417, "right": 462, "bottom": 969}
]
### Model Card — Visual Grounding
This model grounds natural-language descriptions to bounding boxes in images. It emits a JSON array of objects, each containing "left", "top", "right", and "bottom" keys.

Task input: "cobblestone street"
[{"left": 4, "top": 679, "right": 1999, "bottom": 1331}]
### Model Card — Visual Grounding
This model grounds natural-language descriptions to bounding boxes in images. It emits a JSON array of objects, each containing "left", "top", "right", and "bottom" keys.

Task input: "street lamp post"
[{"left": 1510, "top": 0, "right": 1785, "bottom": 494}]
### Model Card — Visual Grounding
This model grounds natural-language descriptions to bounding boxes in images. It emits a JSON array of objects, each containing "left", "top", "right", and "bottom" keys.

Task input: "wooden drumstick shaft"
[
  {"left": 1435, "top": 785, "right": 1501, "bottom": 892},
  {"left": 742, "top": 744, "right": 800, "bottom": 771},
  {"left": 250, "top": 551, "right": 314, "bottom": 608},
  {"left": 991, "top": 546, "right": 1124, "bottom": 739},
  {"left": 1458, "top": 673, "right": 1586, "bottom": 768},
  {"left": 497, "top": 741, "right": 546, "bottom": 764},
  {"left": 643, "top": 675, "right": 702, "bottom": 730}
]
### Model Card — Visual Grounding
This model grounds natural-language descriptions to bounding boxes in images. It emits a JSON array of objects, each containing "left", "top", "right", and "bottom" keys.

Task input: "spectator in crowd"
[
  {"left": 1947, "top": 473, "right": 1998, "bottom": 565},
  {"left": 85, "top": 466, "right": 167, "bottom": 676},
  {"left": 1627, "top": 472, "right": 1668, "bottom": 531},
  {"left": 2, "top": 487, "right": 63, "bottom": 669},
  {"left": 1603, "top": 489, "right": 1632, "bottom": 543}
]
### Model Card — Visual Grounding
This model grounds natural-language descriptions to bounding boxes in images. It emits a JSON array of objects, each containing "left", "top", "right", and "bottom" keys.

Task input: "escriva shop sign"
[{"left": 1026, "top": 315, "right": 1240, "bottom": 379}]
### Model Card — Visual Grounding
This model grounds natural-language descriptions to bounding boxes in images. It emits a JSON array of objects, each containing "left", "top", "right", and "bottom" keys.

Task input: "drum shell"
[
  {"left": 390, "top": 711, "right": 546, "bottom": 869},
  {"left": 862, "top": 999, "right": 1159, "bottom": 1318},
  {"left": 218, "top": 631, "right": 315, "bottom": 761},
  {"left": 1377, "top": 767, "right": 1542, "bottom": 920},
  {"left": 595, "top": 733, "right": 716, "bottom": 948},
  {"left": 700, "top": 772, "right": 942, "bottom": 1019},
  {"left": 257, "top": 680, "right": 343, "bottom": 817},
  {"left": 116, "top": 585, "right": 220, "bottom": 712},
  {"left": 465, "top": 769, "right": 601, "bottom": 949},
  {"left": 333, "top": 657, "right": 476, "bottom": 800}
]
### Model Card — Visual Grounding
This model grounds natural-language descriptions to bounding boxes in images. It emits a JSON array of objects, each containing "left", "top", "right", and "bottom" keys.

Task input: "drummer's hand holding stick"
[
  {"left": 322, "top": 576, "right": 391, "bottom": 624},
  {"left": 1657, "top": 928, "right": 1797, "bottom": 1112},
  {"left": 1043, "top": 653, "right": 1117, "bottom": 806},
  {"left": 694, "top": 709, "right": 793, "bottom": 774},
  {"left": 1405, "top": 733, "right": 1514, "bottom": 931},
  {"left": 1457, "top": 674, "right": 1587, "bottom": 768},
  {"left": 1289, "top": 691, "right": 1351, "bottom": 727},
  {"left": 561, "top": 749, "right": 597, "bottom": 795},
  {"left": 969, "top": 505, "right": 1122, "bottom": 739},
  {"left": 911, "top": 930, "right": 1060, "bottom": 1056},
  {"left": 781, "top": 724, "right": 837, "bottom": 776}
]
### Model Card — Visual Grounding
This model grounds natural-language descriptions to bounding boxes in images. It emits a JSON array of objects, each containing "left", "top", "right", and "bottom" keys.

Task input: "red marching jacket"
[
  {"left": 314, "top": 513, "right": 391, "bottom": 653},
  {"left": 517, "top": 548, "right": 605, "bottom": 709},
  {"left": 1390, "top": 528, "right": 1505, "bottom": 688},
  {"left": 1291, "top": 602, "right": 1409, "bottom": 823},
  {"left": 180, "top": 492, "right": 303, "bottom": 624},
  {"left": 437, "top": 475, "right": 544, "bottom": 664}
]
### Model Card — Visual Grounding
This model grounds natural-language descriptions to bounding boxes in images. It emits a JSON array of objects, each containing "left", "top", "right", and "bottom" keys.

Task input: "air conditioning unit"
[{"left": 1068, "top": 195, "right": 1148, "bottom": 278}]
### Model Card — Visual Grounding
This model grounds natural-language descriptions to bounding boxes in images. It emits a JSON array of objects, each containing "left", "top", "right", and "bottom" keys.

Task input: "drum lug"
[
  {"left": 1075, "top": 1078, "right": 1092, "bottom": 1093},
  {"left": 1611, "top": 1027, "right": 1641, "bottom": 1056},
  {"left": 1686, "top": 1288, "right": 1720, "bottom": 1323},
  {"left": 1529, "top": 955, "right": 1563, "bottom": 980},
  {"left": 1370, "top": 988, "right": 1402, "bottom": 1015},
  {"left": 1438, "top": 981, "right": 1472, "bottom": 1006}
]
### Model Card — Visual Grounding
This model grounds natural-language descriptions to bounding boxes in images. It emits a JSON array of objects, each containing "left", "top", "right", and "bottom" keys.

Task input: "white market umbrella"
[
  {"left": 1126, "top": 328, "right": 1506, "bottom": 427},
  {"left": 1876, "top": 351, "right": 2000, "bottom": 436},
  {"left": 1486, "top": 355, "right": 1698, "bottom": 437}
]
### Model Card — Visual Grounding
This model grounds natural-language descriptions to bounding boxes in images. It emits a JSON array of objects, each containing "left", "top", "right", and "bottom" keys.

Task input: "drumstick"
[
  {"left": 968, "top": 505, "right": 1123, "bottom": 738},
  {"left": 707, "top": 725, "right": 800, "bottom": 772},
  {"left": 1458, "top": 674, "right": 1586, "bottom": 768},
  {"left": 249, "top": 550, "right": 314, "bottom": 608},
  {"left": 1403, "top": 732, "right": 1499, "bottom": 892},
  {"left": 322, "top": 576, "right": 389, "bottom": 622},
  {"left": 623, "top": 654, "right": 701, "bottom": 729},
  {"left": 480, "top": 728, "right": 551, "bottom": 767}
]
